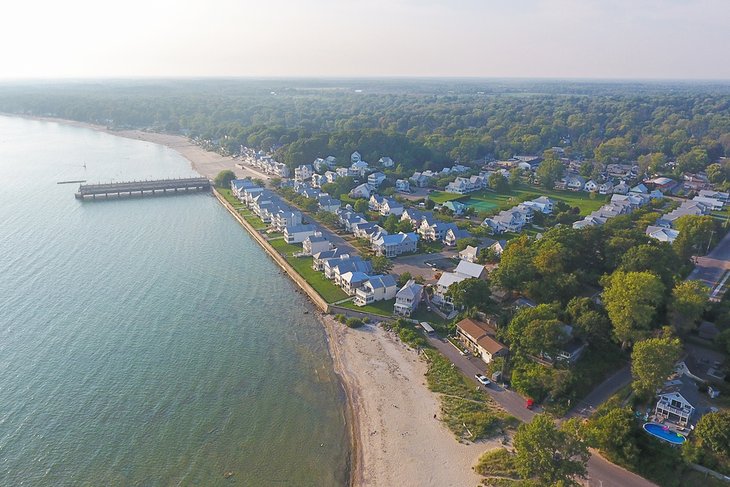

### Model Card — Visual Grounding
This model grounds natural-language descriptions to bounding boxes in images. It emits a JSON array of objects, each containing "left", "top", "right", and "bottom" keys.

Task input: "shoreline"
[{"left": 10, "top": 114, "right": 489, "bottom": 487}]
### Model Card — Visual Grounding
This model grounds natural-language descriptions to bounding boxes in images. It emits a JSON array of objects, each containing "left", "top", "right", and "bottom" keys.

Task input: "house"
[
  {"left": 294, "top": 164, "right": 314, "bottom": 182},
  {"left": 369, "top": 194, "right": 386, "bottom": 211},
  {"left": 336, "top": 167, "right": 355, "bottom": 178},
  {"left": 284, "top": 224, "right": 317, "bottom": 244},
  {"left": 557, "top": 338, "right": 588, "bottom": 364},
  {"left": 521, "top": 196, "right": 554, "bottom": 214},
  {"left": 613, "top": 181, "right": 630, "bottom": 195},
  {"left": 655, "top": 391, "right": 695, "bottom": 427},
  {"left": 443, "top": 200, "right": 467, "bottom": 215},
  {"left": 409, "top": 171, "right": 431, "bottom": 188},
  {"left": 349, "top": 183, "right": 371, "bottom": 199},
  {"left": 490, "top": 239, "right": 508, "bottom": 255},
  {"left": 368, "top": 172, "right": 387, "bottom": 188},
  {"left": 693, "top": 196, "right": 724, "bottom": 211},
  {"left": 418, "top": 219, "right": 457, "bottom": 241},
  {"left": 378, "top": 156, "right": 394, "bottom": 168},
  {"left": 354, "top": 274, "right": 398, "bottom": 306},
  {"left": 312, "top": 249, "right": 349, "bottom": 271},
  {"left": 584, "top": 179, "right": 599, "bottom": 192},
  {"left": 458, "top": 245, "right": 481, "bottom": 263},
  {"left": 351, "top": 160, "right": 370, "bottom": 177},
  {"left": 372, "top": 232, "right": 418, "bottom": 257},
  {"left": 655, "top": 200, "right": 710, "bottom": 228},
  {"left": 303, "top": 233, "right": 332, "bottom": 256},
  {"left": 631, "top": 183, "right": 649, "bottom": 194},
  {"left": 483, "top": 207, "right": 531, "bottom": 234},
  {"left": 230, "top": 178, "right": 258, "bottom": 198},
  {"left": 311, "top": 173, "right": 324, "bottom": 188},
  {"left": 379, "top": 198, "right": 404, "bottom": 216},
  {"left": 339, "top": 271, "right": 372, "bottom": 296},
  {"left": 351, "top": 151, "right": 362, "bottom": 164},
  {"left": 454, "top": 260, "right": 488, "bottom": 280},
  {"left": 318, "top": 195, "right": 341, "bottom": 213},
  {"left": 444, "top": 227, "right": 471, "bottom": 247},
  {"left": 394, "top": 279, "right": 424, "bottom": 316},
  {"left": 313, "top": 158, "right": 328, "bottom": 173},
  {"left": 599, "top": 181, "right": 614, "bottom": 195},
  {"left": 326, "top": 256, "right": 372, "bottom": 281},
  {"left": 699, "top": 189, "right": 729, "bottom": 202},
  {"left": 646, "top": 225, "right": 680, "bottom": 243},
  {"left": 401, "top": 208, "right": 429, "bottom": 228},
  {"left": 395, "top": 179, "right": 410, "bottom": 193},
  {"left": 646, "top": 177, "right": 678, "bottom": 193},
  {"left": 324, "top": 170, "right": 339, "bottom": 184},
  {"left": 565, "top": 175, "right": 586, "bottom": 191},
  {"left": 455, "top": 318, "right": 508, "bottom": 365},
  {"left": 273, "top": 209, "right": 303, "bottom": 232}
]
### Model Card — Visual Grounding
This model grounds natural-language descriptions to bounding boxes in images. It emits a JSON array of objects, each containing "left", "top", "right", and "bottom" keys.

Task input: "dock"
[{"left": 75, "top": 177, "right": 211, "bottom": 200}]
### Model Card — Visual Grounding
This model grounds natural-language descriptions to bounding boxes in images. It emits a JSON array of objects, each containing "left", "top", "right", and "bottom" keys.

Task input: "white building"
[
  {"left": 354, "top": 275, "right": 398, "bottom": 306},
  {"left": 393, "top": 279, "right": 424, "bottom": 316}
]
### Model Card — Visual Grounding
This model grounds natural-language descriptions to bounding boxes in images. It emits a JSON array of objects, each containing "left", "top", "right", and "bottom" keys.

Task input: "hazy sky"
[{"left": 2, "top": 0, "right": 728, "bottom": 79}]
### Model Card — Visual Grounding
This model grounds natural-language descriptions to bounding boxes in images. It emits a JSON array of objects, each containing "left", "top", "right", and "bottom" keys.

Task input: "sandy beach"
[{"left": 321, "top": 315, "right": 497, "bottom": 487}]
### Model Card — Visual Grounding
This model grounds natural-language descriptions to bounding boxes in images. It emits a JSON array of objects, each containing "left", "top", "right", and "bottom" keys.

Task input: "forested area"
[{"left": 1, "top": 79, "right": 730, "bottom": 173}]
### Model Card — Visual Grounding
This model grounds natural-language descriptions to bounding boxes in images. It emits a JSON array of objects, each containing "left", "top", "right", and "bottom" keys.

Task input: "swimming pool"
[{"left": 643, "top": 422, "right": 687, "bottom": 445}]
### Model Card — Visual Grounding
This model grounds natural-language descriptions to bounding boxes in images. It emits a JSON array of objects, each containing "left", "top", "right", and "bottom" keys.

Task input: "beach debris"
[{"left": 224, "top": 471, "right": 234, "bottom": 478}]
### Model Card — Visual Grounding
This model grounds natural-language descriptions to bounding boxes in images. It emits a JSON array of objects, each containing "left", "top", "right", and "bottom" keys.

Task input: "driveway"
[
  {"left": 391, "top": 250, "right": 458, "bottom": 283},
  {"left": 566, "top": 365, "right": 632, "bottom": 418}
]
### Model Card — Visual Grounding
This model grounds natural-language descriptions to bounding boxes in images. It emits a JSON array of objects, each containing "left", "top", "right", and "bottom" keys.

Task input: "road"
[
  {"left": 566, "top": 365, "right": 632, "bottom": 418},
  {"left": 687, "top": 225, "right": 730, "bottom": 291},
  {"left": 426, "top": 334, "right": 656, "bottom": 487}
]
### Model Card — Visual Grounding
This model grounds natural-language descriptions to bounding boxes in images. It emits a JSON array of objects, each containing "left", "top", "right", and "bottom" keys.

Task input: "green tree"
[
  {"left": 536, "top": 154, "right": 565, "bottom": 189},
  {"left": 509, "top": 167, "right": 523, "bottom": 187},
  {"left": 631, "top": 336, "right": 682, "bottom": 399},
  {"left": 492, "top": 235, "right": 536, "bottom": 291},
  {"left": 445, "top": 278, "right": 492, "bottom": 311},
  {"left": 488, "top": 172, "right": 509, "bottom": 193},
  {"left": 353, "top": 199, "right": 369, "bottom": 213},
  {"left": 706, "top": 163, "right": 726, "bottom": 184},
  {"left": 585, "top": 406, "right": 640, "bottom": 466},
  {"left": 673, "top": 215, "right": 717, "bottom": 259},
  {"left": 382, "top": 214, "right": 400, "bottom": 233},
  {"left": 214, "top": 170, "right": 236, "bottom": 188},
  {"left": 513, "top": 414, "right": 589, "bottom": 486},
  {"left": 601, "top": 271, "right": 665, "bottom": 348},
  {"left": 670, "top": 280, "right": 708, "bottom": 332},
  {"left": 595, "top": 137, "right": 630, "bottom": 163},
  {"left": 676, "top": 147, "right": 709, "bottom": 174},
  {"left": 397, "top": 271, "right": 412, "bottom": 287},
  {"left": 371, "top": 255, "right": 393, "bottom": 274},
  {"left": 637, "top": 152, "right": 667, "bottom": 176},
  {"left": 694, "top": 411, "right": 730, "bottom": 457}
]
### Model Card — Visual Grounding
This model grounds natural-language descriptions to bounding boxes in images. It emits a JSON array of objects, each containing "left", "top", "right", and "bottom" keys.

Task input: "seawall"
[{"left": 213, "top": 188, "right": 331, "bottom": 313}]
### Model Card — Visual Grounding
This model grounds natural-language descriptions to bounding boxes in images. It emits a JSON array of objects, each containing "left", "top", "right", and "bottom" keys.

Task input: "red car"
[{"left": 526, "top": 398, "right": 534, "bottom": 410}]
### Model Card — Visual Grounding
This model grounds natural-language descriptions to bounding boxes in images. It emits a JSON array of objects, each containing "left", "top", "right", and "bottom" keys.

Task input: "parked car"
[
  {"left": 526, "top": 398, "right": 535, "bottom": 409},
  {"left": 475, "top": 374, "right": 490, "bottom": 386}
]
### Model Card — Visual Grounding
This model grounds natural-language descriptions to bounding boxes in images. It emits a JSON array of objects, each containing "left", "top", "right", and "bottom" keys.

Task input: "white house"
[
  {"left": 372, "top": 232, "right": 418, "bottom": 257},
  {"left": 584, "top": 180, "right": 599, "bottom": 192},
  {"left": 351, "top": 160, "right": 370, "bottom": 177},
  {"left": 520, "top": 196, "right": 554, "bottom": 214},
  {"left": 444, "top": 227, "right": 472, "bottom": 247},
  {"left": 655, "top": 391, "right": 695, "bottom": 427},
  {"left": 351, "top": 151, "right": 362, "bottom": 164},
  {"left": 368, "top": 172, "right": 387, "bottom": 187},
  {"left": 432, "top": 262, "right": 487, "bottom": 307},
  {"left": 303, "top": 233, "right": 333, "bottom": 256},
  {"left": 379, "top": 198, "right": 404, "bottom": 216},
  {"left": 284, "top": 224, "right": 317, "bottom": 244},
  {"left": 393, "top": 279, "right": 424, "bottom": 316},
  {"left": 483, "top": 207, "right": 531, "bottom": 234},
  {"left": 458, "top": 245, "right": 481, "bottom": 263},
  {"left": 349, "top": 183, "right": 371, "bottom": 199},
  {"left": 294, "top": 164, "right": 314, "bottom": 182},
  {"left": 378, "top": 156, "right": 394, "bottom": 168},
  {"left": 599, "top": 181, "right": 615, "bottom": 195},
  {"left": 340, "top": 271, "right": 372, "bottom": 296},
  {"left": 646, "top": 225, "right": 680, "bottom": 243},
  {"left": 698, "top": 189, "right": 729, "bottom": 202},
  {"left": 354, "top": 274, "right": 398, "bottom": 306},
  {"left": 454, "top": 260, "right": 488, "bottom": 280},
  {"left": 395, "top": 179, "right": 410, "bottom": 193},
  {"left": 565, "top": 175, "right": 586, "bottom": 191}
]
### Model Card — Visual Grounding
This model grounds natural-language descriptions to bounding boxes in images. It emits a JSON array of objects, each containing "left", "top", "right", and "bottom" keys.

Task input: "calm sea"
[{"left": 0, "top": 116, "right": 348, "bottom": 486}]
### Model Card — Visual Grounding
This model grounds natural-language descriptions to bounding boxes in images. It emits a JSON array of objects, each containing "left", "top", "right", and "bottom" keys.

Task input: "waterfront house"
[
  {"left": 231, "top": 178, "right": 258, "bottom": 198},
  {"left": 312, "top": 249, "right": 349, "bottom": 271},
  {"left": 379, "top": 198, "right": 404, "bottom": 217},
  {"left": 655, "top": 391, "right": 695, "bottom": 427},
  {"left": 349, "top": 183, "right": 371, "bottom": 199},
  {"left": 273, "top": 209, "right": 303, "bottom": 232},
  {"left": 339, "top": 271, "right": 371, "bottom": 295},
  {"left": 367, "top": 172, "right": 387, "bottom": 188},
  {"left": 372, "top": 232, "right": 418, "bottom": 257},
  {"left": 354, "top": 274, "right": 398, "bottom": 306},
  {"left": 303, "top": 233, "right": 333, "bottom": 256},
  {"left": 393, "top": 279, "right": 424, "bottom": 316},
  {"left": 395, "top": 179, "right": 410, "bottom": 193},
  {"left": 455, "top": 318, "right": 508, "bottom": 365},
  {"left": 284, "top": 224, "right": 316, "bottom": 244},
  {"left": 327, "top": 256, "right": 372, "bottom": 282},
  {"left": 432, "top": 262, "right": 487, "bottom": 308}
]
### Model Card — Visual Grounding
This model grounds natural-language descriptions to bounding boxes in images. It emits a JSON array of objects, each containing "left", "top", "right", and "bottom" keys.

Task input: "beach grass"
[
  {"left": 424, "top": 350, "right": 516, "bottom": 441},
  {"left": 474, "top": 448, "right": 519, "bottom": 479}
]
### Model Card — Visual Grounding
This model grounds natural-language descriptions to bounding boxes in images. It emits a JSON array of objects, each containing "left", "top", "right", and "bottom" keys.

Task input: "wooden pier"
[{"left": 75, "top": 177, "right": 211, "bottom": 200}]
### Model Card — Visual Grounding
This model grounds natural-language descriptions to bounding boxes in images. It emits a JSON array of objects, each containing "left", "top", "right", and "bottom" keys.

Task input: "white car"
[{"left": 475, "top": 374, "right": 491, "bottom": 386}]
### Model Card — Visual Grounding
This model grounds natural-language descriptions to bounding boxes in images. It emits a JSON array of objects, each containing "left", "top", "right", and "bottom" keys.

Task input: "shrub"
[{"left": 346, "top": 318, "right": 364, "bottom": 328}]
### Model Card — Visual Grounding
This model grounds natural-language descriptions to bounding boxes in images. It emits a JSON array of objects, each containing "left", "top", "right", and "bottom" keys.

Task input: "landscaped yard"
[
  {"left": 285, "top": 255, "right": 349, "bottom": 303},
  {"left": 340, "top": 298, "right": 395, "bottom": 316},
  {"left": 268, "top": 238, "right": 302, "bottom": 256},
  {"left": 431, "top": 184, "right": 609, "bottom": 216}
]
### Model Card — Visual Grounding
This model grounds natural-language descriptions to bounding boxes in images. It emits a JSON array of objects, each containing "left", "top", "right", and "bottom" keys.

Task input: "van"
[{"left": 420, "top": 322, "right": 435, "bottom": 334}]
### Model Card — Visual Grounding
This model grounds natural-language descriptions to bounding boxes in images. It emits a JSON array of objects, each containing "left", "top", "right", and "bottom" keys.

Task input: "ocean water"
[{"left": 0, "top": 116, "right": 348, "bottom": 486}]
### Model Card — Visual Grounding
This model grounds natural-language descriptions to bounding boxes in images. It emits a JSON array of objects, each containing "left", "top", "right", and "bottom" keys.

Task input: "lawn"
[
  {"left": 410, "top": 308, "right": 448, "bottom": 328},
  {"left": 285, "top": 255, "right": 349, "bottom": 303},
  {"left": 268, "top": 238, "right": 302, "bottom": 256},
  {"left": 432, "top": 184, "right": 608, "bottom": 216},
  {"left": 340, "top": 298, "right": 395, "bottom": 316}
]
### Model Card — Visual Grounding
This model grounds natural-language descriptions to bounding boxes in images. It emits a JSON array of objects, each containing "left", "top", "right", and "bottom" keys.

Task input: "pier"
[{"left": 75, "top": 177, "right": 211, "bottom": 200}]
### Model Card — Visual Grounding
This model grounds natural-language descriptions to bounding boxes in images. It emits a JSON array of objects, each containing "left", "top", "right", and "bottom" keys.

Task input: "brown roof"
[{"left": 456, "top": 318, "right": 507, "bottom": 355}]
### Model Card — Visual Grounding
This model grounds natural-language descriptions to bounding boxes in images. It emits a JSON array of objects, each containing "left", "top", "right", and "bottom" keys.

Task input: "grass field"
[
  {"left": 431, "top": 184, "right": 608, "bottom": 216},
  {"left": 286, "top": 256, "right": 349, "bottom": 303},
  {"left": 340, "top": 298, "right": 395, "bottom": 316}
]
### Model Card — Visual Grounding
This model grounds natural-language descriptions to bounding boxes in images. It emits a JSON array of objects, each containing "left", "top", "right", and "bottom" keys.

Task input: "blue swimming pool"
[{"left": 643, "top": 422, "right": 687, "bottom": 445}]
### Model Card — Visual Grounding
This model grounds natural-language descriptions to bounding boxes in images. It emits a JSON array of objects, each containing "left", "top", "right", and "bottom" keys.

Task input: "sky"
[{"left": 1, "top": 0, "right": 728, "bottom": 80}]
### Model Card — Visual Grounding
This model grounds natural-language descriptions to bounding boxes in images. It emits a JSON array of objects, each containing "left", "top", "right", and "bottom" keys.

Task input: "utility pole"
[{"left": 707, "top": 229, "right": 715, "bottom": 254}]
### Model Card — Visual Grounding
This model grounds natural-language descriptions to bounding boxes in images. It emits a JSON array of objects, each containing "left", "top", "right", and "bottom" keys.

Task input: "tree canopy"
[
  {"left": 601, "top": 271, "right": 665, "bottom": 347},
  {"left": 631, "top": 335, "right": 682, "bottom": 399}
]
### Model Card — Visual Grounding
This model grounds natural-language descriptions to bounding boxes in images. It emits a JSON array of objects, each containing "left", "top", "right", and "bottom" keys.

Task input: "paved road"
[
  {"left": 687, "top": 226, "right": 730, "bottom": 290},
  {"left": 426, "top": 334, "right": 657, "bottom": 486},
  {"left": 566, "top": 365, "right": 632, "bottom": 418}
]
